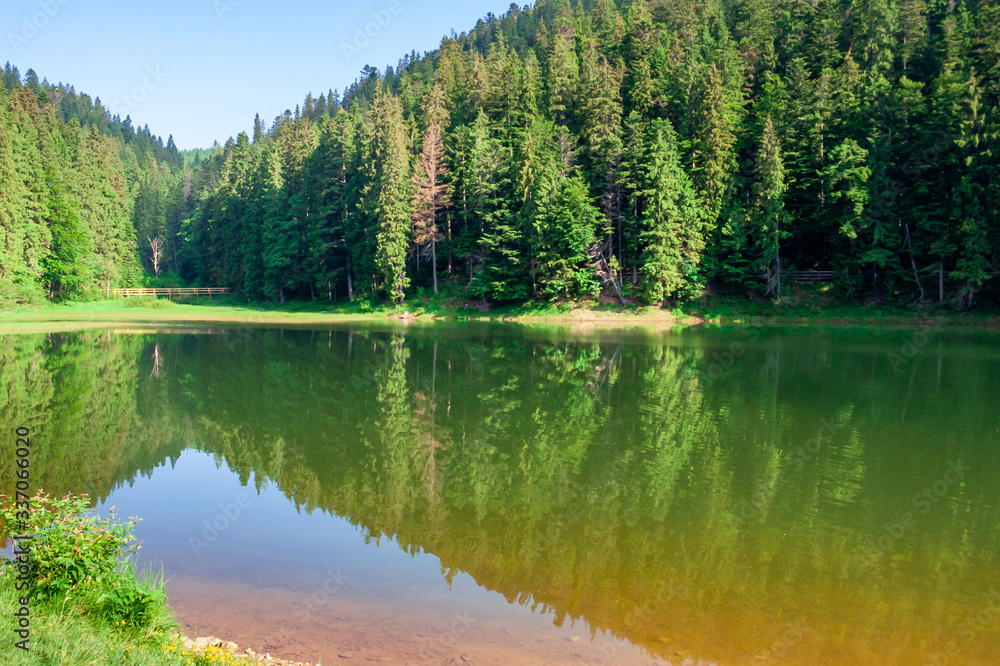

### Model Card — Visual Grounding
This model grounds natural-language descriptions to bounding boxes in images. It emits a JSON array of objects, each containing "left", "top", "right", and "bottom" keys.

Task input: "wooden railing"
[{"left": 111, "top": 287, "right": 231, "bottom": 299}]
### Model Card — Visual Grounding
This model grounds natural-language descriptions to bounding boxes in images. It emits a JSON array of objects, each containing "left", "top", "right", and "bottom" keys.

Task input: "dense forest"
[
  {"left": 1, "top": 0, "right": 998, "bottom": 308},
  {"left": 0, "top": 63, "right": 187, "bottom": 303}
]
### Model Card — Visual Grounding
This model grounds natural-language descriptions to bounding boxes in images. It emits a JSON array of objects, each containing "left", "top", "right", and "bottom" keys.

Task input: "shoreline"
[
  {"left": 179, "top": 635, "right": 313, "bottom": 666},
  {"left": 2, "top": 300, "right": 998, "bottom": 333}
]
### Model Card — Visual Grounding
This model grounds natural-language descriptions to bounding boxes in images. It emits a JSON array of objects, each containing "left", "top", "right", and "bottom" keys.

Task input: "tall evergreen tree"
[
  {"left": 638, "top": 119, "right": 705, "bottom": 303},
  {"left": 752, "top": 116, "right": 790, "bottom": 298},
  {"left": 368, "top": 88, "right": 413, "bottom": 303}
]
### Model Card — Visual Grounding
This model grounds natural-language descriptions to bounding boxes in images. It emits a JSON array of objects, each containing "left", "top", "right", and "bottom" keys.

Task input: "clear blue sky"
[{"left": 3, "top": 0, "right": 516, "bottom": 149}]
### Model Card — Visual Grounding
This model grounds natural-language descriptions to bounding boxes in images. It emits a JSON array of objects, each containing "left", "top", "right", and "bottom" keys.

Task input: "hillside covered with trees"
[
  {"left": 0, "top": 63, "right": 189, "bottom": 303},
  {"left": 2, "top": 0, "right": 998, "bottom": 308}
]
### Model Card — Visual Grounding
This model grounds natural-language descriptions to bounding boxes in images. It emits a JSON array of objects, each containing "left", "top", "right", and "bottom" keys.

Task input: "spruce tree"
[
  {"left": 369, "top": 88, "right": 413, "bottom": 304},
  {"left": 752, "top": 116, "right": 790, "bottom": 298},
  {"left": 638, "top": 119, "right": 705, "bottom": 303},
  {"left": 690, "top": 64, "right": 738, "bottom": 231}
]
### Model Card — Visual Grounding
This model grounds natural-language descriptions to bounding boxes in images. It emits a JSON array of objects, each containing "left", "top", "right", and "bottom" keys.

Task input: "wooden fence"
[{"left": 111, "top": 287, "right": 231, "bottom": 299}]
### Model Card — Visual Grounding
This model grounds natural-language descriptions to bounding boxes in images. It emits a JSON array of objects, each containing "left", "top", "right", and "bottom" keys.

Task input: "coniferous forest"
[{"left": 1, "top": 0, "right": 998, "bottom": 308}]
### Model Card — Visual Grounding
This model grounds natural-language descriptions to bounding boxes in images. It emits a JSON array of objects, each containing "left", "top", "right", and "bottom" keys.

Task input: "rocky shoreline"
[{"left": 181, "top": 635, "right": 314, "bottom": 665}]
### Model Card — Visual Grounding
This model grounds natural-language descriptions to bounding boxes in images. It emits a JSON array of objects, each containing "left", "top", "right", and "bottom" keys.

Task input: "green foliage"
[
  {"left": 0, "top": 279, "right": 48, "bottom": 309},
  {"left": 637, "top": 119, "right": 705, "bottom": 303},
  {"left": 0, "top": 493, "right": 140, "bottom": 601},
  {"left": 89, "top": 561, "right": 168, "bottom": 630},
  {"left": 532, "top": 172, "right": 601, "bottom": 299},
  {"left": 120, "top": 295, "right": 178, "bottom": 309}
]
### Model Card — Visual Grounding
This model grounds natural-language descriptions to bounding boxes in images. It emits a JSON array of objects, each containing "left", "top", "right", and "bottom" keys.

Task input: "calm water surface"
[{"left": 1, "top": 323, "right": 998, "bottom": 664}]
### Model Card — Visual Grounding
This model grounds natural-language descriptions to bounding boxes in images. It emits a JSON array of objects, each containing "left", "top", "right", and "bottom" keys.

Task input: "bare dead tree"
[
  {"left": 412, "top": 84, "right": 451, "bottom": 296},
  {"left": 588, "top": 242, "right": 626, "bottom": 305},
  {"left": 151, "top": 342, "right": 163, "bottom": 379},
  {"left": 148, "top": 236, "right": 165, "bottom": 277},
  {"left": 764, "top": 254, "right": 781, "bottom": 301}
]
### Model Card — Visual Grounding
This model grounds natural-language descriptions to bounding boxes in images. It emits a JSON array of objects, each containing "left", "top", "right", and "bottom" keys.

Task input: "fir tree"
[
  {"left": 752, "top": 116, "right": 790, "bottom": 298},
  {"left": 369, "top": 88, "right": 413, "bottom": 304},
  {"left": 638, "top": 119, "right": 705, "bottom": 303}
]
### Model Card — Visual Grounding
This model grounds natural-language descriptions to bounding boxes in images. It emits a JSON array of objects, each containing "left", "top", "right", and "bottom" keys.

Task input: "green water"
[{"left": 1, "top": 323, "right": 998, "bottom": 664}]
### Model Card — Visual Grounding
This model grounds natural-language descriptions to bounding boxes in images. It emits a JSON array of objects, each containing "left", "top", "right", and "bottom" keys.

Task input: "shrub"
[
  {"left": 1, "top": 494, "right": 135, "bottom": 597},
  {"left": 120, "top": 295, "right": 178, "bottom": 309},
  {"left": 0, "top": 279, "right": 48, "bottom": 310},
  {"left": 140, "top": 271, "right": 186, "bottom": 289},
  {"left": 0, "top": 492, "right": 168, "bottom": 630}
]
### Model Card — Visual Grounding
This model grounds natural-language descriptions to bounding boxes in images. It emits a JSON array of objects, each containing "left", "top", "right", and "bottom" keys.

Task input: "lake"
[{"left": 1, "top": 322, "right": 998, "bottom": 665}]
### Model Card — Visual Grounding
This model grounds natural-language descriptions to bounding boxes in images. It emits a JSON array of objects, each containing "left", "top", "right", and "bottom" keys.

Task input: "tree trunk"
[
  {"left": 776, "top": 255, "right": 781, "bottom": 303},
  {"left": 904, "top": 224, "right": 924, "bottom": 303},
  {"left": 279, "top": 286, "right": 285, "bottom": 305},
  {"left": 939, "top": 260, "right": 944, "bottom": 302},
  {"left": 347, "top": 256, "right": 354, "bottom": 302},
  {"left": 431, "top": 237, "right": 438, "bottom": 295}
]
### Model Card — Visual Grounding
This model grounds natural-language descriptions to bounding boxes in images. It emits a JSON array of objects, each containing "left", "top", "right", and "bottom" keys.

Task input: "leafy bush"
[
  {"left": 0, "top": 279, "right": 48, "bottom": 310},
  {"left": 120, "top": 295, "right": 178, "bottom": 309},
  {"left": 140, "top": 270, "right": 186, "bottom": 289},
  {"left": 89, "top": 562, "right": 167, "bottom": 629},
  {"left": 0, "top": 492, "right": 168, "bottom": 631},
  {"left": 1, "top": 494, "right": 136, "bottom": 598}
]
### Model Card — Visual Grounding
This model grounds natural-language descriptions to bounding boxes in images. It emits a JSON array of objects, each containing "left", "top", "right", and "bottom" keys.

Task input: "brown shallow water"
[
  {"left": 166, "top": 576, "right": 1000, "bottom": 665},
  {"left": 167, "top": 578, "right": 671, "bottom": 665}
]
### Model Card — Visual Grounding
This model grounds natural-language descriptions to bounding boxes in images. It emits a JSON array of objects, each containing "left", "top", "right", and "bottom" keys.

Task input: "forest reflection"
[{"left": 1, "top": 326, "right": 998, "bottom": 663}]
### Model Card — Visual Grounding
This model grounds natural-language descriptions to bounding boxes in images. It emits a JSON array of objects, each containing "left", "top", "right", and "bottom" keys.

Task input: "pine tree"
[
  {"left": 618, "top": 110, "right": 647, "bottom": 287},
  {"left": 42, "top": 166, "right": 89, "bottom": 299},
  {"left": 449, "top": 111, "right": 508, "bottom": 292},
  {"left": 369, "top": 88, "right": 412, "bottom": 304},
  {"left": 623, "top": 0, "right": 656, "bottom": 117},
  {"left": 823, "top": 139, "right": 872, "bottom": 266},
  {"left": 638, "top": 119, "right": 705, "bottom": 303},
  {"left": 261, "top": 147, "right": 289, "bottom": 302},
  {"left": 532, "top": 171, "right": 601, "bottom": 299},
  {"left": 950, "top": 74, "right": 992, "bottom": 307},
  {"left": 751, "top": 116, "right": 790, "bottom": 298},
  {"left": 690, "top": 64, "right": 738, "bottom": 229},
  {"left": 592, "top": 0, "right": 625, "bottom": 57},
  {"left": 580, "top": 47, "right": 624, "bottom": 242},
  {"left": 545, "top": 10, "right": 580, "bottom": 127}
]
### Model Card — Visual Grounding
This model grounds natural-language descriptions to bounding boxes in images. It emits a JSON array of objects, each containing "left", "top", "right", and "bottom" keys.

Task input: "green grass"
[
  {"left": 1, "top": 282, "right": 996, "bottom": 332},
  {"left": 679, "top": 284, "right": 1000, "bottom": 326},
  {"left": 1, "top": 572, "right": 178, "bottom": 665}
]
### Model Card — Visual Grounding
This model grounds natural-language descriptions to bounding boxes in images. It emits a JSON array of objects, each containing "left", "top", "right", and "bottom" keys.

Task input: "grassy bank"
[
  {"left": 1, "top": 284, "right": 998, "bottom": 332},
  {"left": 0, "top": 493, "right": 264, "bottom": 666}
]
